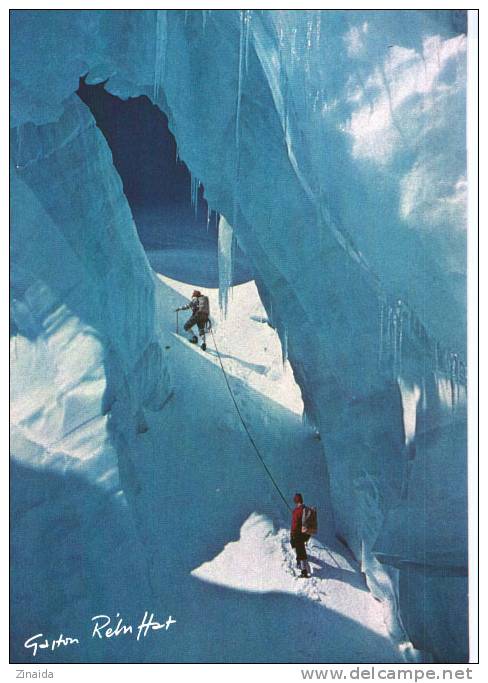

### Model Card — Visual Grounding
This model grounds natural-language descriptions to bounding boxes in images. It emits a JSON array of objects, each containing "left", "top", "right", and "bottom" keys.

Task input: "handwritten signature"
[{"left": 24, "top": 612, "right": 177, "bottom": 657}]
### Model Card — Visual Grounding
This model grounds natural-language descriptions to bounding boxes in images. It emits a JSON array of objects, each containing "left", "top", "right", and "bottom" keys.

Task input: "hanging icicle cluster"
[{"left": 378, "top": 295, "right": 467, "bottom": 390}]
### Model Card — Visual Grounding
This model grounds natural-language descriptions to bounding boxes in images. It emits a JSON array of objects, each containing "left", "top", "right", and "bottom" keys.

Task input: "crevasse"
[{"left": 10, "top": 9, "right": 468, "bottom": 663}]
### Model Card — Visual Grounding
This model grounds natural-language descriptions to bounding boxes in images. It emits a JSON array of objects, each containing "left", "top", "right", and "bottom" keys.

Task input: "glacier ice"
[
  {"left": 217, "top": 215, "right": 235, "bottom": 316},
  {"left": 10, "top": 95, "right": 172, "bottom": 662},
  {"left": 10, "top": 9, "right": 469, "bottom": 663}
]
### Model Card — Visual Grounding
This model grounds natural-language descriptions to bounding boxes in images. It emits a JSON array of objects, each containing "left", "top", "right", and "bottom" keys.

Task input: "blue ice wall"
[
  {"left": 148, "top": 11, "right": 468, "bottom": 660},
  {"left": 10, "top": 9, "right": 468, "bottom": 661},
  {"left": 10, "top": 94, "right": 173, "bottom": 661}
]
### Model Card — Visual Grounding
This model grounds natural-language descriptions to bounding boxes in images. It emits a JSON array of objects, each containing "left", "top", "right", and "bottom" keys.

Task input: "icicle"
[
  {"left": 453, "top": 354, "right": 459, "bottom": 383},
  {"left": 313, "top": 88, "right": 320, "bottom": 113},
  {"left": 244, "top": 10, "right": 252, "bottom": 73},
  {"left": 153, "top": 10, "right": 167, "bottom": 101},
  {"left": 386, "top": 306, "right": 392, "bottom": 367},
  {"left": 202, "top": 10, "right": 207, "bottom": 32},
  {"left": 235, "top": 10, "right": 245, "bottom": 149},
  {"left": 282, "top": 325, "right": 289, "bottom": 366},
  {"left": 306, "top": 13, "right": 314, "bottom": 50},
  {"left": 398, "top": 378, "right": 421, "bottom": 446},
  {"left": 305, "top": 12, "right": 314, "bottom": 77},
  {"left": 190, "top": 173, "right": 200, "bottom": 217},
  {"left": 291, "top": 26, "right": 298, "bottom": 66},
  {"left": 278, "top": 22, "right": 284, "bottom": 56},
  {"left": 392, "top": 311, "right": 398, "bottom": 377},
  {"left": 206, "top": 206, "right": 211, "bottom": 233},
  {"left": 421, "top": 377, "right": 427, "bottom": 412},
  {"left": 184, "top": 10, "right": 189, "bottom": 24},
  {"left": 450, "top": 353, "right": 459, "bottom": 407},
  {"left": 218, "top": 216, "right": 234, "bottom": 317},
  {"left": 459, "top": 359, "right": 466, "bottom": 384},
  {"left": 397, "top": 302, "right": 403, "bottom": 376},
  {"left": 197, "top": 182, "right": 202, "bottom": 217},
  {"left": 388, "top": 299, "right": 404, "bottom": 378},
  {"left": 232, "top": 11, "right": 246, "bottom": 227},
  {"left": 190, "top": 173, "right": 195, "bottom": 209}
]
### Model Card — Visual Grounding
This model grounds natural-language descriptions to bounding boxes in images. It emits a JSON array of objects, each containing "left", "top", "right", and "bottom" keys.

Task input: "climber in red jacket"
[{"left": 290, "top": 493, "right": 311, "bottom": 578}]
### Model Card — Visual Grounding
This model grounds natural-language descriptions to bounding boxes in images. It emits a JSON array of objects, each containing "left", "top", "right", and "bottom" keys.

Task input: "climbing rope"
[
  {"left": 209, "top": 327, "right": 292, "bottom": 513},
  {"left": 209, "top": 325, "right": 343, "bottom": 571}
]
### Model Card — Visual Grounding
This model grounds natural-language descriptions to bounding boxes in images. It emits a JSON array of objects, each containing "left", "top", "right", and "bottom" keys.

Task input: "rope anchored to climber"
[
  {"left": 173, "top": 290, "right": 338, "bottom": 576},
  {"left": 174, "top": 289, "right": 289, "bottom": 509}
]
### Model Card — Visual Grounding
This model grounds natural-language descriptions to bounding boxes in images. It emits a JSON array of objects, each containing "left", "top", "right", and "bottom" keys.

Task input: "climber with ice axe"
[{"left": 175, "top": 290, "right": 211, "bottom": 351}]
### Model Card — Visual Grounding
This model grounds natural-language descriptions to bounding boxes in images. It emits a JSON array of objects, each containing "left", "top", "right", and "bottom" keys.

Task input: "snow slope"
[
  {"left": 160, "top": 276, "right": 303, "bottom": 415},
  {"left": 11, "top": 249, "right": 403, "bottom": 662},
  {"left": 127, "top": 273, "right": 405, "bottom": 663}
]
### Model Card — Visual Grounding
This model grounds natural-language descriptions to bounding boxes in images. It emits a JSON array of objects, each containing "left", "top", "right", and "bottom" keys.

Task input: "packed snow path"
[
  {"left": 193, "top": 512, "right": 402, "bottom": 663},
  {"left": 127, "top": 274, "right": 404, "bottom": 663}
]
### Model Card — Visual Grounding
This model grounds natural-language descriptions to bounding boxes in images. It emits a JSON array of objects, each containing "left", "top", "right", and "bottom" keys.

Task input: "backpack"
[
  {"left": 301, "top": 506, "right": 318, "bottom": 535},
  {"left": 196, "top": 295, "right": 210, "bottom": 315}
]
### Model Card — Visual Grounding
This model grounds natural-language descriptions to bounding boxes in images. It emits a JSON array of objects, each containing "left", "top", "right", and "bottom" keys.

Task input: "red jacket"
[{"left": 291, "top": 504, "right": 304, "bottom": 536}]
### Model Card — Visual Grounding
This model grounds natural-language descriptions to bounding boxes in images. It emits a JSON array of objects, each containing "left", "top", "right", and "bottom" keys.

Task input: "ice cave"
[{"left": 10, "top": 9, "right": 469, "bottom": 664}]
